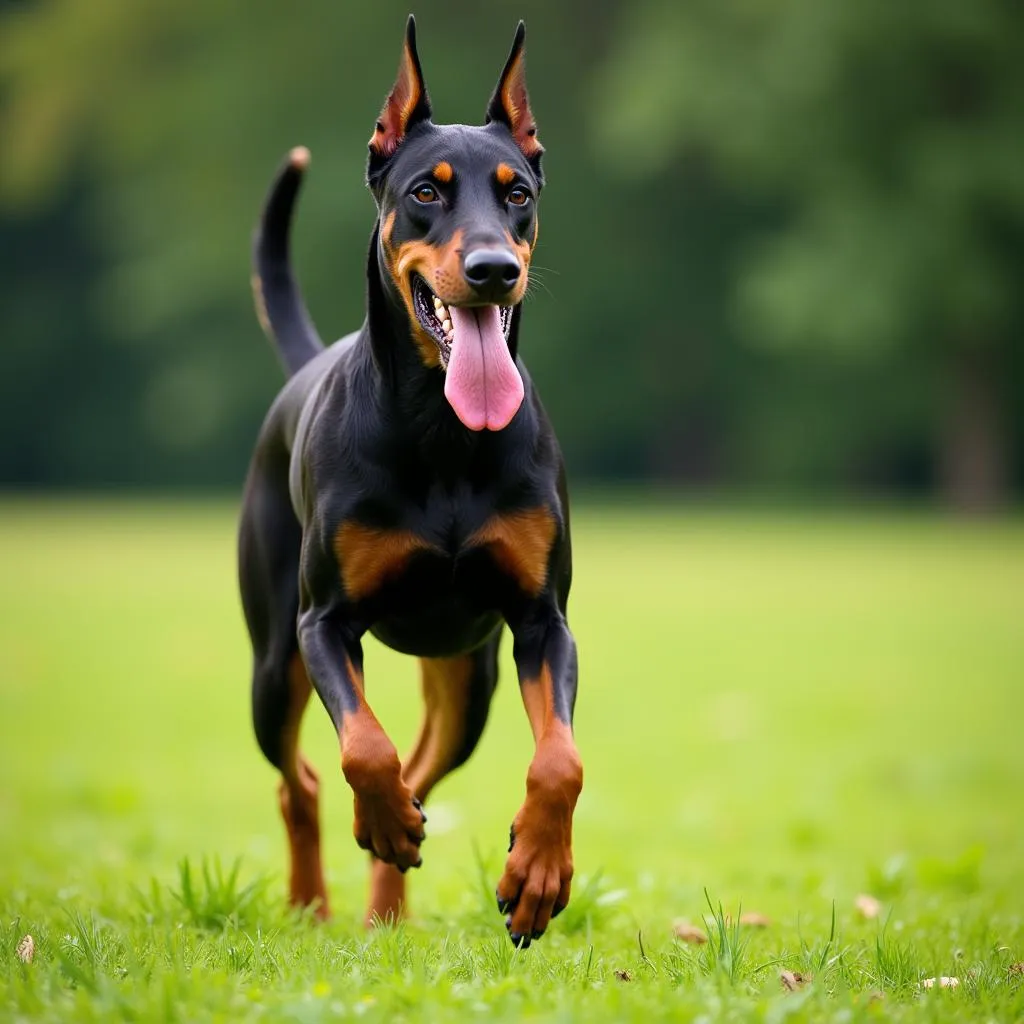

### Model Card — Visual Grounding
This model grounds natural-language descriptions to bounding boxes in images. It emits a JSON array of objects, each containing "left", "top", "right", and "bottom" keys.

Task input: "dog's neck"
[{"left": 358, "top": 223, "right": 527, "bottom": 475}]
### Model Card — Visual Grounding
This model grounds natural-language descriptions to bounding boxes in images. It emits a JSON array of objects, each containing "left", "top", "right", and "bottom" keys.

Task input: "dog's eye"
[
  {"left": 412, "top": 184, "right": 439, "bottom": 204},
  {"left": 508, "top": 187, "right": 530, "bottom": 207}
]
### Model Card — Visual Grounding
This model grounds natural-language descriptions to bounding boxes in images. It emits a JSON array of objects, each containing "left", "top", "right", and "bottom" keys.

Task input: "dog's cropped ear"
[
  {"left": 368, "top": 15, "right": 432, "bottom": 181},
  {"left": 485, "top": 22, "right": 543, "bottom": 181}
]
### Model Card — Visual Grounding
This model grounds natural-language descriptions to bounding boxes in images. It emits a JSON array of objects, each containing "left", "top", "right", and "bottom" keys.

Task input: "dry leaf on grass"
[
  {"left": 715, "top": 911, "right": 770, "bottom": 927},
  {"left": 920, "top": 976, "right": 959, "bottom": 989},
  {"left": 855, "top": 893, "right": 882, "bottom": 919},
  {"left": 16, "top": 935, "right": 34, "bottom": 964},
  {"left": 780, "top": 970, "right": 811, "bottom": 991},
  {"left": 672, "top": 921, "right": 708, "bottom": 944},
  {"left": 1008, "top": 962, "right": 1024, "bottom": 976},
  {"left": 614, "top": 969, "right": 632, "bottom": 982}
]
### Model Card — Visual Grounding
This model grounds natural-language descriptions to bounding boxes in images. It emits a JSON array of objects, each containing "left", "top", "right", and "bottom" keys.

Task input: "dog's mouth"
[
  {"left": 412, "top": 274, "right": 513, "bottom": 370},
  {"left": 410, "top": 273, "right": 524, "bottom": 432}
]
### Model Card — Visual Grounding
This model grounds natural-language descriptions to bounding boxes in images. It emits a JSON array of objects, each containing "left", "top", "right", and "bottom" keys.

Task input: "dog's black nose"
[{"left": 463, "top": 248, "right": 520, "bottom": 299}]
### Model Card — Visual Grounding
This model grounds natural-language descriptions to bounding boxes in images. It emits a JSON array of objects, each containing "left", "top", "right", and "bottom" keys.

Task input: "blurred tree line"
[{"left": 1, "top": 0, "right": 1021, "bottom": 507}]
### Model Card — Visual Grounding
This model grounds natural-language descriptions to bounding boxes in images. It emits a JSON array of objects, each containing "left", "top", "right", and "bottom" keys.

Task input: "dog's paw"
[
  {"left": 351, "top": 783, "right": 427, "bottom": 871},
  {"left": 495, "top": 814, "right": 573, "bottom": 947},
  {"left": 343, "top": 730, "right": 427, "bottom": 871}
]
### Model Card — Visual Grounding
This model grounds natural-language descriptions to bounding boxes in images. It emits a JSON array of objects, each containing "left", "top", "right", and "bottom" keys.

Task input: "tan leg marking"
[
  {"left": 339, "top": 655, "right": 425, "bottom": 895},
  {"left": 497, "top": 662, "right": 582, "bottom": 941},
  {"left": 278, "top": 652, "right": 329, "bottom": 918},
  {"left": 366, "top": 655, "right": 475, "bottom": 926}
]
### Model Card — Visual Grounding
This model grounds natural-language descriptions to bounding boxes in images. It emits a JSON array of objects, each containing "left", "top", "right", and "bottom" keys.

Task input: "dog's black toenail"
[
  {"left": 531, "top": 929, "right": 544, "bottom": 940},
  {"left": 552, "top": 901, "right": 567, "bottom": 919},
  {"left": 508, "top": 824, "right": 516, "bottom": 852},
  {"left": 496, "top": 890, "right": 512, "bottom": 914}
]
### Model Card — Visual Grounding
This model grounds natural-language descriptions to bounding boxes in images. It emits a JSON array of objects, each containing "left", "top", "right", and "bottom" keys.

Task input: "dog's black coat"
[{"left": 238, "top": 17, "right": 581, "bottom": 947}]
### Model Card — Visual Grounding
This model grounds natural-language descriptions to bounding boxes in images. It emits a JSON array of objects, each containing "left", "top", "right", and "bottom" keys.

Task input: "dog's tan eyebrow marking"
[
  {"left": 432, "top": 161, "right": 454, "bottom": 183},
  {"left": 495, "top": 163, "right": 516, "bottom": 186}
]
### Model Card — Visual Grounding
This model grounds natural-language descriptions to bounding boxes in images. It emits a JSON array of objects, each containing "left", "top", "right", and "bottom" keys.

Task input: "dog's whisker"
[{"left": 524, "top": 278, "right": 553, "bottom": 300}]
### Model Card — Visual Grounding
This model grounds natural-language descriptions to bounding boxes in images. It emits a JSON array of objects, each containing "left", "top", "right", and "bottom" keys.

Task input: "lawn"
[{"left": 1, "top": 499, "right": 1022, "bottom": 1022}]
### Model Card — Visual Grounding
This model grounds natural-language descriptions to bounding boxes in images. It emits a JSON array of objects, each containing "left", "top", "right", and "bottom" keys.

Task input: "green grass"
[{"left": 1, "top": 499, "right": 1023, "bottom": 1022}]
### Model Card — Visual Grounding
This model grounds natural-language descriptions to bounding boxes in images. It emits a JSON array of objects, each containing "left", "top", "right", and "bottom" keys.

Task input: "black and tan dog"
[{"left": 239, "top": 17, "right": 581, "bottom": 947}]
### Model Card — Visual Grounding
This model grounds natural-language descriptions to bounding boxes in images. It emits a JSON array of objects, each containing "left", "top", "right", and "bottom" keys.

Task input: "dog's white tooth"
[
  {"left": 442, "top": 319, "right": 452, "bottom": 333},
  {"left": 433, "top": 296, "right": 442, "bottom": 310}
]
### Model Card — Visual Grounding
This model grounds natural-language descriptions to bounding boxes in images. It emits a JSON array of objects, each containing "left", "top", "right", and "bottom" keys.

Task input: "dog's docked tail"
[{"left": 251, "top": 147, "right": 324, "bottom": 377}]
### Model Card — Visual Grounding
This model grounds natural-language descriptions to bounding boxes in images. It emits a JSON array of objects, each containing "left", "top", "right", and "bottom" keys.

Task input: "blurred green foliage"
[{"left": 1, "top": 0, "right": 1021, "bottom": 503}]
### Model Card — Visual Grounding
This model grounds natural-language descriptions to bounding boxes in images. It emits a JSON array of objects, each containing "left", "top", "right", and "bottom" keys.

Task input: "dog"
[{"left": 239, "top": 16, "right": 581, "bottom": 948}]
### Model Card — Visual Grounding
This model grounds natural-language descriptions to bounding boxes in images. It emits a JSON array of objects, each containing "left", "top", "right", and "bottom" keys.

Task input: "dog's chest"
[{"left": 333, "top": 498, "right": 554, "bottom": 653}]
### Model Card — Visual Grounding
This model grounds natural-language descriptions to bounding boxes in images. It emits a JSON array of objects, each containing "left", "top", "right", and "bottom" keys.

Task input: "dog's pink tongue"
[{"left": 444, "top": 305, "right": 524, "bottom": 431}]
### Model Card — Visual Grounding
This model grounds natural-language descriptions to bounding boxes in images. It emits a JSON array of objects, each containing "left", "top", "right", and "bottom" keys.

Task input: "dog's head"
[{"left": 367, "top": 17, "right": 543, "bottom": 432}]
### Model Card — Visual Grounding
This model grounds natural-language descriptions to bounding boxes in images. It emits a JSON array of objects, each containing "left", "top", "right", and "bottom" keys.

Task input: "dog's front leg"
[
  {"left": 497, "top": 606, "right": 583, "bottom": 946},
  {"left": 298, "top": 609, "right": 426, "bottom": 872}
]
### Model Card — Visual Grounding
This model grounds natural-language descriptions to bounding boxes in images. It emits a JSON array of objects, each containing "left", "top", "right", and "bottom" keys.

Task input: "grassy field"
[{"left": 1, "top": 499, "right": 1022, "bottom": 1022}]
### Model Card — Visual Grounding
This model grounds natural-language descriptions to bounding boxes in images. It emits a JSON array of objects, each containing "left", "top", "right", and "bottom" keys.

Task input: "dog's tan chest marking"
[
  {"left": 334, "top": 522, "right": 438, "bottom": 602},
  {"left": 468, "top": 507, "right": 556, "bottom": 598},
  {"left": 335, "top": 507, "right": 556, "bottom": 604}
]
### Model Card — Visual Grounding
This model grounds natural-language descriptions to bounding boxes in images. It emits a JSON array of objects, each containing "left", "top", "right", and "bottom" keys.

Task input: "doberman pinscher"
[{"left": 239, "top": 17, "right": 581, "bottom": 948}]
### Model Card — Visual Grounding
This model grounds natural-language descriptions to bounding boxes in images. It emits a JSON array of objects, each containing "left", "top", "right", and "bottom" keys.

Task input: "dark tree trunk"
[{"left": 939, "top": 347, "right": 1009, "bottom": 514}]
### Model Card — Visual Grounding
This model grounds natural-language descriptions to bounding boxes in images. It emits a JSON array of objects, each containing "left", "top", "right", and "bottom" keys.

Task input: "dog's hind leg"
[
  {"left": 367, "top": 633, "right": 501, "bottom": 925},
  {"left": 239, "top": 459, "right": 329, "bottom": 918}
]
